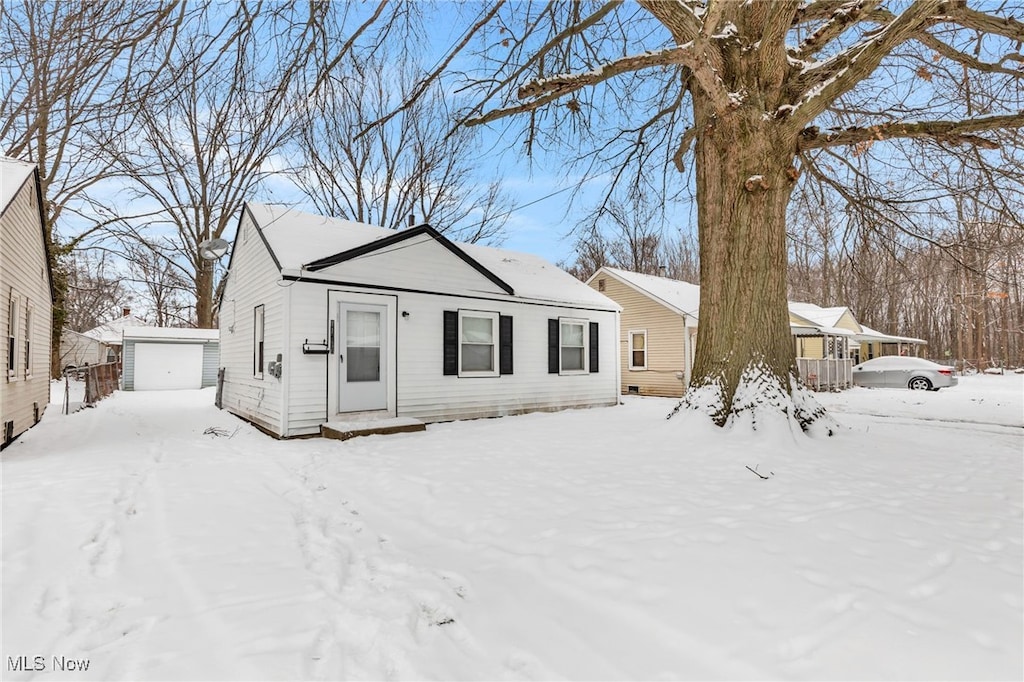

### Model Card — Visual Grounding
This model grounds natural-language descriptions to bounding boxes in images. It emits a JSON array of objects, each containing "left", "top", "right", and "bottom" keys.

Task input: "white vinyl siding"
[
  {"left": 218, "top": 211, "right": 285, "bottom": 435},
  {"left": 397, "top": 293, "right": 617, "bottom": 423},
  {"left": 1, "top": 164, "right": 52, "bottom": 445}
]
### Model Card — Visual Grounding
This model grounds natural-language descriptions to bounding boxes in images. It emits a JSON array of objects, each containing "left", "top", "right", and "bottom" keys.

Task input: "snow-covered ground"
[{"left": 2, "top": 376, "right": 1021, "bottom": 680}]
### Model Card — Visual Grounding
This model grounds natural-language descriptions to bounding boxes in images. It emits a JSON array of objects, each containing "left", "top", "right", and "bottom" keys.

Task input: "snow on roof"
[
  {"left": 123, "top": 327, "right": 219, "bottom": 342},
  {"left": 247, "top": 203, "right": 617, "bottom": 309},
  {"left": 857, "top": 323, "right": 926, "bottom": 345},
  {"left": 597, "top": 267, "right": 701, "bottom": 319},
  {"left": 84, "top": 315, "right": 152, "bottom": 344},
  {"left": 0, "top": 156, "right": 35, "bottom": 215},
  {"left": 787, "top": 302, "right": 854, "bottom": 328}
]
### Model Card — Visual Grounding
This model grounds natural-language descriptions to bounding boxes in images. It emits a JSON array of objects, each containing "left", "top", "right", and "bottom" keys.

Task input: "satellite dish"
[{"left": 199, "top": 238, "right": 230, "bottom": 260}]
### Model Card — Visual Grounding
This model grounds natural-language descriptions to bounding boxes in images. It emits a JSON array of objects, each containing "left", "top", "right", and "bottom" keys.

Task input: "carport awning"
[
  {"left": 855, "top": 324, "right": 926, "bottom": 345},
  {"left": 790, "top": 323, "right": 855, "bottom": 337}
]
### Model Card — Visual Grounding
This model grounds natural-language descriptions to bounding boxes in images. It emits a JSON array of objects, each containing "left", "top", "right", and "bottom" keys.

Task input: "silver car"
[{"left": 852, "top": 356, "right": 958, "bottom": 391}]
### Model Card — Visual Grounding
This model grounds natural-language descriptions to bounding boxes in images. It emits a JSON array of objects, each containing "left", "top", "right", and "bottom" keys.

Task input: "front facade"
[
  {"left": 219, "top": 204, "right": 620, "bottom": 438},
  {"left": 1, "top": 157, "right": 54, "bottom": 447},
  {"left": 122, "top": 327, "right": 219, "bottom": 391}
]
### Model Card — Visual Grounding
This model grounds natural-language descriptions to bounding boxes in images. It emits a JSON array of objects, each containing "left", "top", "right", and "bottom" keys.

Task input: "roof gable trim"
[{"left": 305, "top": 224, "right": 515, "bottom": 296}]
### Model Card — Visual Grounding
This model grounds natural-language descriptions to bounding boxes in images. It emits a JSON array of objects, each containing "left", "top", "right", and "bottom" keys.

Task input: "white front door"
[{"left": 328, "top": 293, "right": 395, "bottom": 415}]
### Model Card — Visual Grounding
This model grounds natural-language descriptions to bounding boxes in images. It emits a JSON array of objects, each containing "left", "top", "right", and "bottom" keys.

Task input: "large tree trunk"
[
  {"left": 195, "top": 264, "right": 214, "bottom": 329},
  {"left": 685, "top": 101, "right": 820, "bottom": 429}
]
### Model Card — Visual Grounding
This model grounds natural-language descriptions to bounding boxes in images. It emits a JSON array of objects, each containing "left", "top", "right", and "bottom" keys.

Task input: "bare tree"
[
  {"left": 1, "top": 0, "right": 182, "bottom": 373},
  {"left": 293, "top": 50, "right": 510, "bottom": 243},
  {"left": 61, "top": 253, "right": 132, "bottom": 332},
  {"left": 405, "top": 0, "right": 1024, "bottom": 430}
]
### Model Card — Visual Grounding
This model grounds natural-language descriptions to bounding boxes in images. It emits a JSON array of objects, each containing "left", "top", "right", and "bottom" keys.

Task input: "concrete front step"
[{"left": 321, "top": 417, "right": 426, "bottom": 441}]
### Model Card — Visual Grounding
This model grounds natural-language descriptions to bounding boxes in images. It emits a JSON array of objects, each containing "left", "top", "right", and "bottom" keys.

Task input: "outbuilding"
[
  {"left": 217, "top": 203, "right": 621, "bottom": 438},
  {"left": 122, "top": 327, "right": 219, "bottom": 391}
]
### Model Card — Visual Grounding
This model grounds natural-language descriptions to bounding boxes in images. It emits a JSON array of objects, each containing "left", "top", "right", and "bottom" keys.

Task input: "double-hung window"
[
  {"left": 459, "top": 310, "right": 499, "bottom": 377},
  {"left": 628, "top": 330, "right": 647, "bottom": 370},
  {"left": 7, "top": 294, "right": 19, "bottom": 379},
  {"left": 559, "top": 319, "right": 587, "bottom": 374},
  {"left": 253, "top": 304, "right": 265, "bottom": 379},
  {"left": 23, "top": 303, "right": 32, "bottom": 378}
]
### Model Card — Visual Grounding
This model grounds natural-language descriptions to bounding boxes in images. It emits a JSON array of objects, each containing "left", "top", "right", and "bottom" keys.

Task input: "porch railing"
[{"left": 797, "top": 357, "right": 852, "bottom": 392}]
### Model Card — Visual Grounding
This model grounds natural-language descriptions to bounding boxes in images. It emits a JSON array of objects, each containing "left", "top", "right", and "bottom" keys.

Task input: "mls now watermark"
[{"left": 8, "top": 655, "right": 91, "bottom": 672}]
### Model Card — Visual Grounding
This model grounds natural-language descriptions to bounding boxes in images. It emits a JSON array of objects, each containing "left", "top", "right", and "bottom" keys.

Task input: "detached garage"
[{"left": 122, "top": 328, "right": 219, "bottom": 391}]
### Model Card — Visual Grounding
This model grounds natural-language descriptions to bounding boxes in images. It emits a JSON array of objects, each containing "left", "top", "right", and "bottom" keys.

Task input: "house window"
[
  {"left": 560, "top": 319, "right": 587, "bottom": 373},
  {"left": 23, "top": 303, "right": 31, "bottom": 378},
  {"left": 598, "top": 279, "right": 606, "bottom": 292},
  {"left": 629, "top": 330, "right": 647, "bottom": 370},
  {"left": 7, "top": 294, "right": 18, "bottom": 379},
  {"left": 254, "top": 304, "right": 265, "bottom": 378},
  {"left": 459, "top": 310, "right": 499, "bottom": 377}
]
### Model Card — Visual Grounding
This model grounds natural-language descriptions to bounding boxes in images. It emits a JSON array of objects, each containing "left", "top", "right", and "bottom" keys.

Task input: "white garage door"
[{"left": 134, "top": 342, "right": 204, "bottom": 390}]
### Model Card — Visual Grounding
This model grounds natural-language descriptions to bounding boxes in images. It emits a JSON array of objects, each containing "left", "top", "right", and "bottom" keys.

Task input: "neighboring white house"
[
  {"left": 1, "top": 157, "right": 54, "bottom": 448},
  {"left": 121, "top": 327, "right": 220, "bottom": 391},
  {"left": 218, "top": 203, "right": 621, "bottom": 438},
  {"left": 58, "top": 328, "right": 105, "bottom": 370},
  {"left": 83, "top": 308, "right": 151, "bottom": 364}
]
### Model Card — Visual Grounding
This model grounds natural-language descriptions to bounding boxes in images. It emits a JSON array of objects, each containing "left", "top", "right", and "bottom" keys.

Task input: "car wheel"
[{"left": 908, "top": 376, "right": 932, "bottom": 391}]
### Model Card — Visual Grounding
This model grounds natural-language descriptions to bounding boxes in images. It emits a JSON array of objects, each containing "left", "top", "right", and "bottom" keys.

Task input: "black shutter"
[
  {"left": 589, "top": 321, "right": 599, "bottom": 373},
  {"left": 548, "top": 319, "right": 559, "bottom": 374},
  {"left": 443, "top": 310, "right": 458, "bottom": 375},
  {"left": 499, "top": 315, "right": 513, "bottom": 375}
]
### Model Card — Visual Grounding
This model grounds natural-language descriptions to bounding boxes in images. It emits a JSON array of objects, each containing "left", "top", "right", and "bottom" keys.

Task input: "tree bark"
[{"left": 688, "top": 99, "right": 800, "bottom": 425}]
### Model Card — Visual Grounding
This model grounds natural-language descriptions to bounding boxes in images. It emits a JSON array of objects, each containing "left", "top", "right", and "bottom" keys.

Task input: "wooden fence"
[
  {"left": 797, "top": 358, "right": 853, "bottom": 392},
  {"left": 83, "top": 362, "right": 120, "bottom": 406}
]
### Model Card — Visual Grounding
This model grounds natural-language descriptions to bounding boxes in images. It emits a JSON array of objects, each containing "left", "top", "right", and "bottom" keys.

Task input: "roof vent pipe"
[
  {"left": 408, "top": 213, "right": 415, "bottom": 228},
  {"left": 658, "top": 265, "right": 667, "bottom": 277}
]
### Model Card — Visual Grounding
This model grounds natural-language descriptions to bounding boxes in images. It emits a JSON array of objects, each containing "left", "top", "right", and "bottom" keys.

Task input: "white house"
[
  {"left": 1, "top": 157, "right": 54, "bottom": 448},
  {"left": 218, "top": 203, "right": 621, "bottom": 438},
  {"left": 121, "top": 327, "right": 220, "bottom": 391},
  {"left": 83, "top": 308, "right": 151, "bottom": 364},
  {"left": 58, "top": 328, "right": 104, "bottom": 370}
]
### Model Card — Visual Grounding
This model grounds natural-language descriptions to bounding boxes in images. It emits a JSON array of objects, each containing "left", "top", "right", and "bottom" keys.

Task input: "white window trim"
[
  {"left": 628, "top": 329, "right": 647, "bottom": 370},
  {"left": 254, "top": 304, "right": 265, "bottom": 379},
  {"left": 7, "top": 293, "right": 20, "bottom": 381},
  {"left": 559, "top": 317, "right": 589, "bottom": 376},
  {"left": 23, "top": 302, "right": 32, "bottom": 379},
  {"left": 458, "top": 309, "right": 499, "bottom": 378}
]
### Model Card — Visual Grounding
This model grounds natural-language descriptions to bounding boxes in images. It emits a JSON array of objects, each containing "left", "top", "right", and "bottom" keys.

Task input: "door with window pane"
[{"left": 338, "top": 302, "right": 387, "bottom": 412}]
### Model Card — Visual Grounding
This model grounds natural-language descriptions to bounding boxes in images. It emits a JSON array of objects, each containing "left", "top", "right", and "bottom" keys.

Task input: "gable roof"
[
  {"left": 242, "top": 203, "right": 617, "bottom": 309},
  {"left": 0, "top": 157, "right": 36, "bottom": 216},
  {"left": 787, "top": 302, "right": 861, "bottom": 332},
  {"left": 589, "top": 267, "right": 701, "bottom": 319},
  {"left": 1, "top": 156, "right": 56, "bottom": 303},
  {"left": 305, "top": 223, "right": 514, "bottom": 295},
  {"left": 84, "top": 315, "right": 152, "bottom": 344}
]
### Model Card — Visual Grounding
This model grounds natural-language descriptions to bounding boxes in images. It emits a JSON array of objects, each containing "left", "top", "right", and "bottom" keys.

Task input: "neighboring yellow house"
[
  {"left": 1, "top": 157, "right": 54, "bottom": 448},
  {"left": 585, "top": 267, "right": 698, "bottom": 397},
  {"left": 788, "top": 302, "right": 926, "bottom": 362},
  {"left": 588, "top": 269, "right": 928, "bottom": 395}
]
